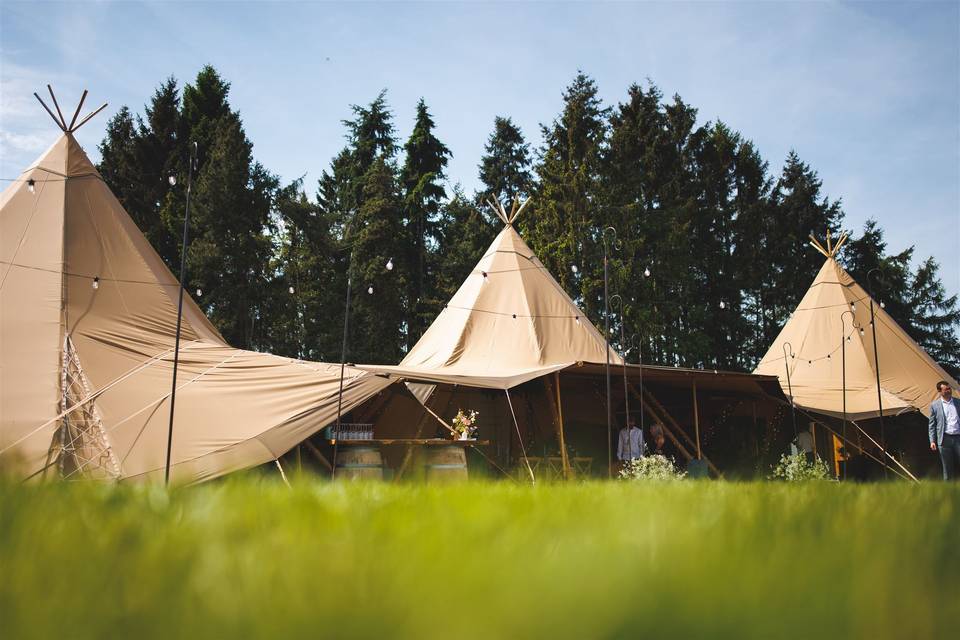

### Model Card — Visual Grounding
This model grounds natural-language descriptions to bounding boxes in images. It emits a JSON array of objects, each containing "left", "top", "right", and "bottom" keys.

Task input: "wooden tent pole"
[
  {"left": 692, "top": 380, "right": 702, "bottom": 459},
  {"left": 544, "top": 373, "right": 571, "bottom": 479},
  {"left": 303, "top": 439, "right": 333, "bottom": 472}
]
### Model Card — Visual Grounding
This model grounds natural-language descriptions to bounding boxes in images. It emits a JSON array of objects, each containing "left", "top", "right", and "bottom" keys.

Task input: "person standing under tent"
[
  {"left": 617, "top": 419, "right": 645, "bottom": 466},
  {"left": 797, "top": 425, "right": 816, "bottom": 464},
  {"left": 929, "top": 381, "right": 960, "bottom": 480}
]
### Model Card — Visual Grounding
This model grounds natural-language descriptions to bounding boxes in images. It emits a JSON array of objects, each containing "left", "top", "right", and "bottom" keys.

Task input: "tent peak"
[
  {"left": 33, "top": 86, "right": 107, "bottom": 134},
  {"left": 485, "top": 197, "right": 531, "bottom": 227},
  {"left": 809, "top": 228, "right": 848, "bottom": 259}
]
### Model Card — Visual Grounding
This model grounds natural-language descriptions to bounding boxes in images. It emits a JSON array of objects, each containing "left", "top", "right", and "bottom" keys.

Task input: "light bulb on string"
[
  {"left": 644, "top": 266, "right": 651, "bottom": 278},
  {"left": 288, "top": 286, "right": 295, "bottom": 294},
  {"left": 880, "top": 300, "right": 885, "bottom": 309},
  {"left": 168, "top": 175, "right": 177, "bottom": 187},
  {"left": 196, "top": 288, "right": 202, "bottom": 297},
  {"left": 27, "top": 178, "right": 36, "bottom": 194},
  {"left": 386, "top": 258, "right": 394, "bottom": 271},
  {"left": 859, "top": 328, "right": 865, "bottom": 336},
  {"left": 850, "top": 302, "right": 856, "bottom": 310},
  {"left": 571, "top": 265, "right": 578, "bottom": 274},
  {"left": 92, "top": 276, "right": 100, "bottom": 290},
  {"left": 367, "top": 286, "right": 373, "bottom": 295},
  {"left": 719, "top": 301, "right": 725, "bottom": 309},
  {"left": 481, "top": 271, "right": 488, "bottom": 283},
  {"left": 575, "top": 316, "right": 581, "bottom": 325}
]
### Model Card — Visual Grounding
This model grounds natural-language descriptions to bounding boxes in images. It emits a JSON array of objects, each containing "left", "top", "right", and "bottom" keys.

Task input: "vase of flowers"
[{"left": 451, "top": 409, "right": 478, "bottom": 440}]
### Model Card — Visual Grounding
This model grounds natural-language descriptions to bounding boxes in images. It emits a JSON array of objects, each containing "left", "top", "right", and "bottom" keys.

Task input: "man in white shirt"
[
  {"left": 617, "top": 419, "right": 645, "bottom": 464},
  {"left": 797, "top": 426, "right": 816, "bottom": 464},
  {"left": 929, "top": 380, "right": 960, "bottom": 480}
]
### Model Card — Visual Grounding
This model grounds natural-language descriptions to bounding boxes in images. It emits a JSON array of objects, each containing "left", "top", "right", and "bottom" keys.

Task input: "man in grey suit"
[{"left": 929, "top": 381, "right": 960, "bottom": 480}]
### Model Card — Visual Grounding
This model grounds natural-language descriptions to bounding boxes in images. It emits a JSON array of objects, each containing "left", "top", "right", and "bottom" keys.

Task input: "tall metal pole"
[
  {"left": 782, "top": 341, "right": 798, "bottom": 442},
  {"left": 611, "top": 295, "right": 630, "bottom": 433},
  {"left": 165, "top": 142, "right": 197, "bottom": 485},
  {"left": 603, "top": 226, "right": 617, "bottom": 478},
  {"left": 332, "top": 246, "right": 355, "bottom": 480},
  {"left": 866, "top": 268, "right": 889, "bottom": 479},
  {"left": 840, "top": 310, "right": 856, "bottom": 481},
  {"left": 630, "top": 333, "right": 645, "bottom": 435}
]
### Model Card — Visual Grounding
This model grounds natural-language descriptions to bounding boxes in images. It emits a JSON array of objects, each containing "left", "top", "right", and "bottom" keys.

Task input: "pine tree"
[
  {"left": 767, "top": 152, "right": 844, "bottom": 328},
  {"left": 527, "top": 72, "right": 610, "bottom": 322},
  {"left": 434, "top": 186, "right": 498, "bottom": 303},
  {"left": 347, "top": 157, "right": 408, "bottom": 363},
  {"left": 907, "top": 258, "right": 960, "bottom": 378},
  {"left": 730, "top": 139, "right": 773, "bottom": 367},
  {"left": 400, "top": 99, "right": 451, "bottom": 344},
  {"left": 477, "top": 116, "right": 533, "bottom": 205},
  {"left": 316, "top": 92, "right": 408, "bottom": 362}
]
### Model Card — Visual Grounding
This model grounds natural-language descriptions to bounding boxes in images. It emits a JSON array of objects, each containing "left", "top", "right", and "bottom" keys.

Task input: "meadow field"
[{"left": 1, "top": 477, "right": 957, "bottom": 639}]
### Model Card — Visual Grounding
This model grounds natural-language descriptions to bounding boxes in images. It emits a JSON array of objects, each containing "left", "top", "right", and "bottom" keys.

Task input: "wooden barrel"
[
  {"left": 334, "top": 446, "right": 384, "bottom": 480},
  {"left": 423, "top": 444, "right": 468, "bottom": 482}
]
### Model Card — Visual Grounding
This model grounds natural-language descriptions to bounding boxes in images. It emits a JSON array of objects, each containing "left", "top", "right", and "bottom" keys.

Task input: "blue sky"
[{"left": 2, "top": 1, "right": 958, "bottom": 296}]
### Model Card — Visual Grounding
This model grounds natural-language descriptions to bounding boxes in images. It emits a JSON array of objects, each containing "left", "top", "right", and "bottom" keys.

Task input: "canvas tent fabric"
[
  {"left": 360, "top": 221, "right": 622, "bottom": 389},
  {"left": 0, "top": 132, "right": 391, "bottom": 483},
  {"left": 753, "top": 255, "right": 957, "bottom": 420}
]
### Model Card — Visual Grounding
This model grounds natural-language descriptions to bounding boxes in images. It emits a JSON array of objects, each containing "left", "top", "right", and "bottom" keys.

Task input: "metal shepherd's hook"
[
  {"left": 602, "top": 226, "right": 619, "bottom": 478},
  {"left": 782, "top": 341, "right": 798, "bottom": 442},
  {"left": 165, "top": 141, "right": 198, "bottom": 485}
]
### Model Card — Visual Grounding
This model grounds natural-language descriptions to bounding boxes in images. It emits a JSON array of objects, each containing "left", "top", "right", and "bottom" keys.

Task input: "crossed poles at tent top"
[{"left": 34, "top": 85, "right": 108, "bottom": 134}]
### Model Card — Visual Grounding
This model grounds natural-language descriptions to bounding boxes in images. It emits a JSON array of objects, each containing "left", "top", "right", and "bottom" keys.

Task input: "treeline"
[{"left": 98, "top": 66, "right": 960, "bottom": 377}]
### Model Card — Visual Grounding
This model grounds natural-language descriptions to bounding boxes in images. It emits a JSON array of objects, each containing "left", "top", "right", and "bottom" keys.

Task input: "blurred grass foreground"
[{"left": 2, "top": 478, "right": 958, "bottom": 639}]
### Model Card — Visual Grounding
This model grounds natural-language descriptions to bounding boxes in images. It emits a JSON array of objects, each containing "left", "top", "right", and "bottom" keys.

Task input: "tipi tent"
[
  {"left": 361, "top": 200, "right": 622, "bottom": 388},
  {"left": 0, "top": 91, "right": 390, "bottom": 483},
  {"left": 753, "top": 233, "right": 957, "bottom": 421}
]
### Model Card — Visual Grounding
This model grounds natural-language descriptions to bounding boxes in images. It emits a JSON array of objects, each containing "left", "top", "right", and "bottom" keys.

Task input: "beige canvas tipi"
[
  {"left": 753, "top": 234, "right": 957, "bottom": 420},
  {"left": 361, "top": 200, "right": 622, "bottom": 388},
  {"left": 0, "top": 92, "right": 390, "bottom": 483}
]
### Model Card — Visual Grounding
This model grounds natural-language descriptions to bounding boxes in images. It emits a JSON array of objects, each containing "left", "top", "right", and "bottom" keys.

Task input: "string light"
[
  {"left": 288, "top": 286, "right": 295, "bottom": 294},
  {"left": 196, "top": 288, "right": 202, "bottom": 297},
  {"left": 719, "top": 301, "right": 725, "bottom": 309},
  {"left": 367, "top": 286, "right": 373, "bottom": 295},
  {"left": 386, "top": 258, "right": 394, "bottom": 271},
  {"left": 92, "top": 276, "right": 99, "bottom": 290},
  {"left": 27, "top": 178, "right": 36, "bottom": 194},
  {"left": 644, "top": 266, "right": 651, "bottom": 278},
  {"left": 481, "top": 271, "right": 488, "bottom": 281},
  {"left": 571, "top": 265, "right": 578, "bottom": 274},
  {"left": 850, "top": 302, "right": 856, "bottom": 310},
  {"left": 575, "top": 316, "right": 581, "bottom": 325},
  {"left": 512, "top": 314, "right": 517, "bottom": 319},
  {"left": 879, "top": 301, "right": 885, "bottom": 309},
  {"left": 168, "top": 175, "right": 176, "bottom": 187}
]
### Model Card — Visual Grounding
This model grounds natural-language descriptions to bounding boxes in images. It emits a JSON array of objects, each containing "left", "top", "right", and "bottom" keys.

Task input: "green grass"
[{"left": 1, "top": 477, "right": 957, "bottom": 639}]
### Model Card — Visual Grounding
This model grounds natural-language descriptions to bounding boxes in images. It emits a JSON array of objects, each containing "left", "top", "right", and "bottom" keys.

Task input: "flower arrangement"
[
  {"left": 771, "top": 453, "right": 831, "bottom": 482},
  {"left": 451, "top": 409, "right": 479, "bottom": 440},
  {"left": 619, "top": 454, "right": 686, "bottom": 481}
]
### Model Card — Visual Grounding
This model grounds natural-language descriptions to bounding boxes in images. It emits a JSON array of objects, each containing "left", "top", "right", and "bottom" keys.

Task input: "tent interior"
[{"left": 283, "top": 365, "right": 806, "bottom": 481}]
